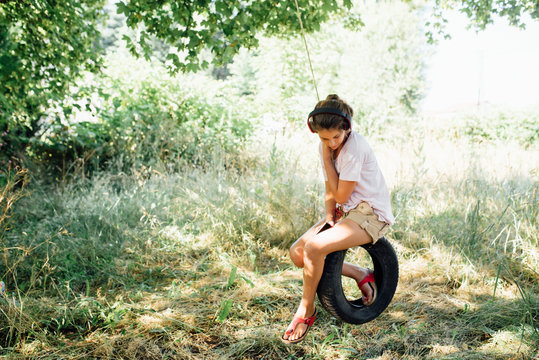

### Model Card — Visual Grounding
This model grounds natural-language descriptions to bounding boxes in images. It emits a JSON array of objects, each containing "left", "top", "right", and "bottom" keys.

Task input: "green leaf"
[
  {"left": 116, "top": 2, "right": 128, "bottom": 15},
  {"left": 227, "top": 266, "right": 237, "bottom": 288},
  {"left": 217, "top": 299, "right": 233, "bottom": 322},
  {"left": 122, "top": 34, "right": 132, "bottom": 45},
  {"left": 240, "top": 275, "right": 255, "bottom": 288}
]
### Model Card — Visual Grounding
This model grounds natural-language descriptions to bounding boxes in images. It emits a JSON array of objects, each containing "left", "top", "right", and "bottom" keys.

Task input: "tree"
[
  {"left": 0, "top": 0, "right": 354, "bottom": 167},
  {"left": 115, "top": 0, "right": 357, "bottom": 73},
  {"left": 118, "top": 0, "right": 538, "bottom": 73},
  {"left": 1, "top": 0, "right": 537, "bottom": 168},
  {"left": 0, "top": 0, "right": 105, "bottom": 163},
  {"left": 436, "top": 0, "right": 538, "bottom": 29}
]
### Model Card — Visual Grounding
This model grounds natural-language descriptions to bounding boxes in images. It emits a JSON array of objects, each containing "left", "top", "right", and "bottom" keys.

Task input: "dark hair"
[{"left": 308, "top": 94, "right": 354, "bottom": 132}]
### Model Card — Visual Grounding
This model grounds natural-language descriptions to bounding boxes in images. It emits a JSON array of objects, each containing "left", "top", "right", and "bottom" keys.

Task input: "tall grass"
[{"left": 1, "top": 115, "right": 537, "bottom": 358}]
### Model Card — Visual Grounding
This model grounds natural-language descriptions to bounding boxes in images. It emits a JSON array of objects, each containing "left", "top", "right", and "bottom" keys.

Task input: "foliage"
[
  {"left": 226, "top": 1, "right": 427, "bottom": 132},
  {"left": 2, "top": 0, "right": 536, "bottom": 173},
  {"left": 98, "top": 1, "right": 171, "bottom": 61},
  {"left": 434, "top": 0, "right": 539, "bottom": 30},
  {"left": 115, "top": 0, "right": 360, "bottom": 73},
  {"left": 0, "top": 0, "right": 355, "bottom": 171},
  {"left": 5, "top": 0, "right": 426, "bottom": 175},
  {"left": 0, "top": 0, "right": 105, "bottom": 166},
  {"left": 459, "top": 109, "right": 539, "bottom": 146},
  {"left": 424, "top": 107, "right": 539, "bottom": 147},
  {"left": 428, "top": 0, "right": 539, "bottom": 42},
  {"left": 28, "top": 54, "right": 254, "bottom": 174},
  {"left": 118, "top": 0, "right": 539, "bottom": 73}
]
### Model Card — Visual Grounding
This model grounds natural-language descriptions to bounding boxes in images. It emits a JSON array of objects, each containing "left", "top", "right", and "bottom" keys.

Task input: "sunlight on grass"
[
  {"left": 479, "top": 327, "right": 533, "bottom": 355},
  {"left": 2, "top": 0, "right": 537, "bottom": 356},
  {"left": 1, "top": 48, "right": 537, "bottom": 358},
  {"left": 3, "top": 116, "right": 537, "bottom": 358},
  {"left": 429, "top": 344, "right": 460, "bottom": 355}
]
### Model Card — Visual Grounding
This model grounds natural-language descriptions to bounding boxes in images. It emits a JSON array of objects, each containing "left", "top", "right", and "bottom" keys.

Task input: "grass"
[{"left": 0, "top": 115, "right": 538, "bottom": 359}]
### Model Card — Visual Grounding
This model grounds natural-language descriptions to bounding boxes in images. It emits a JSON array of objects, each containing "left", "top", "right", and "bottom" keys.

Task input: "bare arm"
[
  {"left": 322, "top": 144, "right": 356, "bottom": 205},
  {"left": 324, "top": 184, "right": 337, "bottom": 226}
]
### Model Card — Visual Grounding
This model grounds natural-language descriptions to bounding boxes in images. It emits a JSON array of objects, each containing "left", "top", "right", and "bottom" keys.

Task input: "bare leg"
[
  {"left": 289, "top": 221, "right": 375, "bottom": 305},
  {"left": 283, "top": 218, "right": 373, "bottom": 342}
]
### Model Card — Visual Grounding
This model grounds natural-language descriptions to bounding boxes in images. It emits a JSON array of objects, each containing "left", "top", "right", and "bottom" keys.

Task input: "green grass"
[{"left": 0, "top": 118, "right": 538, "bottom": 359}]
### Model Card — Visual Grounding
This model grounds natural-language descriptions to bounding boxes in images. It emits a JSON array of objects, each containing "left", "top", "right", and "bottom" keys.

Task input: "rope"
[{"left": 293, "top": 0, "right": 320, "bottom": 102}]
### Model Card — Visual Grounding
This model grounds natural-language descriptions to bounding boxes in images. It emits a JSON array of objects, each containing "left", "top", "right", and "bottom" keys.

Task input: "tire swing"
[
  {"left": 292, "top": 1, "right": 399, "bottom": 324},
  {"left": 317, "top": 230, "right": 399, "bottom": 324}
]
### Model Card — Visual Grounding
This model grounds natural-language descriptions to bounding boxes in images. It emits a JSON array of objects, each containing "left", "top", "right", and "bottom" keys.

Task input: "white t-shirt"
[{"left": 319, "top": 131, "right": 395, "bottom": 225}]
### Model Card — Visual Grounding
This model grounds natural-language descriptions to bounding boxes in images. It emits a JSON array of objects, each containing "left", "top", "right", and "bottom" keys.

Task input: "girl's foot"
[
  {"left": 356, "top": 271, "right": 377, "bottom": 306},
  {"left": 356, "top": 272, "right": 377, "bottom": 306},
  {"left": 281, "top": 306, "right": 317, "bottom": 344}
]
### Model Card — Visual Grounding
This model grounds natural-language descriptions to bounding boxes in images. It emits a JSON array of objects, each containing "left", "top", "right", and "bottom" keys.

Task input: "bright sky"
[{"left": 421, "top": 12, "right": 539, "bottom": 113}]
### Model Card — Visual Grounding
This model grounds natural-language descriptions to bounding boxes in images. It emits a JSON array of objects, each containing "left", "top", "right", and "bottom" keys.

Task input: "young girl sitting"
[{"left": 281, "top": 94, "right": 394, "bottom": 344}]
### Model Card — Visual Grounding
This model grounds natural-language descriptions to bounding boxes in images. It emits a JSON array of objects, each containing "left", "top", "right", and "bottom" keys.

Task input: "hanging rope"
[{"left": 293, "top": 0, "right": 320, "bottom": 102}]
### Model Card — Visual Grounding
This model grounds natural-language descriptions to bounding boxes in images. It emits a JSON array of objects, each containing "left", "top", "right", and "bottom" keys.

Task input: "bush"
[
  {"left": 0, "top": 0, "right": 104, "bottom": 172},
  {"left": 420, "top": 107, "right": 539, "bottom": 148},
  {"left": 27, "top": 55, "right": 253, "bottom": 174},
  {"left": 460, "top": 109, "right": 539, "bottom": 146}
]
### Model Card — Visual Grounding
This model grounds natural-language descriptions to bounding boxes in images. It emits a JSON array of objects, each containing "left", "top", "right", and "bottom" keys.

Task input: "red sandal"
[
  {"left": 281, "top": 308, "right": 317, "bottom": 344},
  {"left": 358, "top": 272, "right": 377, "bottom": 306}
]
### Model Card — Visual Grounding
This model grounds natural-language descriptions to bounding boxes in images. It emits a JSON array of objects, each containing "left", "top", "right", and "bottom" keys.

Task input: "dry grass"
[{"left": 0, "top": 117, "right": 537, "bottom": 359}]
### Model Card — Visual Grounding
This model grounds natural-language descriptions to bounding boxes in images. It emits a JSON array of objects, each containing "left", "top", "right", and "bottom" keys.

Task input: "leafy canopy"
[
  {"left": 0, "top": 0, "right": 104, "bottom": 162},
  {"left": 115, "top": 0, "right": 357, "bottom": 73},
  {"left": 438, "top": 0, "right": 538, "bottom": 29},
  {"left": 0, "top": 0, "right": 104, "bottom": 122}
]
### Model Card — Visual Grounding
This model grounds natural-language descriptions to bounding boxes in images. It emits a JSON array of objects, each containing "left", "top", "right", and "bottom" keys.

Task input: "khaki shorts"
[{"left": 342, "top": 202, "right": 390, "bottom": 244}]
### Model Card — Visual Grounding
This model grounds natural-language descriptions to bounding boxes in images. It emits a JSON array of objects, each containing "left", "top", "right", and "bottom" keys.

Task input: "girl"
[{"left": 281, "top": 94, "right": 394, "bottom": 344}]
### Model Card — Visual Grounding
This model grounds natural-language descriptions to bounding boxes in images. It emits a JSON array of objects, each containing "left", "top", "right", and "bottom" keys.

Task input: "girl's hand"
[
  {"left": 324, "top": 213, "right": 335, "bottom": 227},
  {"left": 322, "top": 143, "right": 333, "bottom": 162}
]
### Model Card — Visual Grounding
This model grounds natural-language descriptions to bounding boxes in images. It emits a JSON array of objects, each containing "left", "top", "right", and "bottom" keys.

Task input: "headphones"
[{"left": 307, "top": 107, "right": 352, "bottom": 133}]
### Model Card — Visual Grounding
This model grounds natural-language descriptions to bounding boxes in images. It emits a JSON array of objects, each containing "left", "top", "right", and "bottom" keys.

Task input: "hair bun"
[{"left": 326, "top": 94, "right": 341, "bottom": 102}]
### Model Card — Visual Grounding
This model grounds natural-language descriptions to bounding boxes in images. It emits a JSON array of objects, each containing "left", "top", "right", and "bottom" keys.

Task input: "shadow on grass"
[
  {"left": 122, "top": 249, "right": 535, "bottom": 360},
  {"left": 1, "top": 164, "right": 536, "bottom": 358}
]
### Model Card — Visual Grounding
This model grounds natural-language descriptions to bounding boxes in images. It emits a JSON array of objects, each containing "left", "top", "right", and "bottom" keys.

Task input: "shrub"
[
  {"left": 461, "top": 109, "right": 539, "bottom": 146},
  {"left": 28, "top": 55, "right": 254, "bottom": 174}
]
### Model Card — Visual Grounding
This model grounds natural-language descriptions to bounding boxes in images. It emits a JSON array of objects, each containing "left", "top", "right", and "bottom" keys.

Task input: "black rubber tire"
[{"left": 316, "top": 236, "right": 399, "bottom": 324}]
